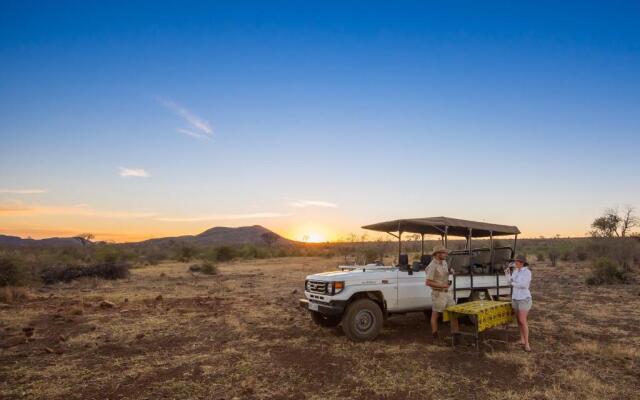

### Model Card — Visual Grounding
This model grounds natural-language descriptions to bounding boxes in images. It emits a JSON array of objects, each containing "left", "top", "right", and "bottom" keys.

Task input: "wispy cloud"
[
  {"left": 290, "top": 200, "right": 338, "bottom": 208},
  {"left": 0, "top": 199, "right": 31, "bottom": 212},
  {"left": 158, "top": 98, "right": 213, "bottom": 139},
  {"left": 155, "top": 212, "right": 291, "bottom": 222},
  {"left": 176, "top": 128, "right": 210, "bottom": 140},
  {"left": 0, "top": 189, "right": 47, "bottom": 194},
  {"left": 0, "top": 200, "right": 156, "bottom": 219},
  {"left": 119, "top": 167, "right": 150, "bottom": 178}
]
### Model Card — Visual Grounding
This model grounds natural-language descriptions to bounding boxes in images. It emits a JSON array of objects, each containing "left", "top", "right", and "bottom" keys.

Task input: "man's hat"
[
  {"left": 431, "top": 244, "right": 450, "bottom": 255},
  {"left": 512, "top": 254, "right": 529, "bottom": 266}
]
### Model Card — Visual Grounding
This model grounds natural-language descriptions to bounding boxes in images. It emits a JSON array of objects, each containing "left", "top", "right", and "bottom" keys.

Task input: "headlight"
[{"left": 330, "top": 281, "right": 345, "bottom": 295}]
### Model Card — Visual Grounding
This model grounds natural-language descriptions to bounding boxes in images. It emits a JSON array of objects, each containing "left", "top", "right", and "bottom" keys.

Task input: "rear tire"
[
  {"left": 341, "top": 299, "right": 383, "bottom": 341},
  {"left": 310, "top": 311, "right": 341, "bottom": 327}
]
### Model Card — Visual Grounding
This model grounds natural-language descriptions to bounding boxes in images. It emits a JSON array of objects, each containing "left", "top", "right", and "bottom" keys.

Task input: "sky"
[{"left": 1, "top": 1, "right": 639, "bottom": 242}]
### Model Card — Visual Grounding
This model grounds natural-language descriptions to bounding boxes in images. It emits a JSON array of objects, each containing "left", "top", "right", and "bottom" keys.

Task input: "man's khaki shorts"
[{"left": 431, "top": 290, "right": 455, "bottom": 313}]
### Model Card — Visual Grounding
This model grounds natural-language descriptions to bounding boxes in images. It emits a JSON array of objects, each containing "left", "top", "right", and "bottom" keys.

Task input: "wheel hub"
[{"left": 355, "top": 310, "right": 374, "bottom": 333}]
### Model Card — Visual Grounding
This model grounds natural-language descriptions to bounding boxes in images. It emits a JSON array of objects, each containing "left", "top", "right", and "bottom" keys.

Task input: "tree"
[
  {"left": 590, "top": 206, "right": 638, "bottom": 238},
  {"left": 75, "top": 233, "right": 94, "bottom": 246},
  {"left": 619, "top": 205, "right": 639, "bottom": 237}
]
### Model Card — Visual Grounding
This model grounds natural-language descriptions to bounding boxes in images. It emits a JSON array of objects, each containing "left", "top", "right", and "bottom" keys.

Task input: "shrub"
[
  {"left": 215, "top": 246, "right": 235, "bottom": 262},
  {"left": 200, "top": 262, "right": 218, "bottom": 275},
  {"left": 0, "top": 256, "right": 28, "bottom": 287},
  {"left": 586, "top": 257, "right": 626, "bottom": 285},
  {"left": 178, "top": 246, "right": 197, "bottom": 262},
  {"left": 577, "top": 252, "right": 588, "bottom": 261},
  {"left": 548, "top": 249, "right": 560, "bottom": 267},
  {"left": 536, "top": 253, "right": 545, "bottom": 262},
  {"left": 41, "top": 262, "right": 130, "bottom": 284},
  {"left": 587, "top": 238, "right": 640, "bottom": 271},
  {"left": 144, "top": 252, "right": 164, "bottom": 265},
  {"left": 201, "top": 248, "right": 218, "bottom": 263},
  {"left": 362, "top": 248, "right": 382, "bottom": 264}
]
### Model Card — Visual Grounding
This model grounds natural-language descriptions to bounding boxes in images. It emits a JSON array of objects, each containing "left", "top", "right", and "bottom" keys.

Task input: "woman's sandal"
[{"left": 524, "top": 346, "right": 532, "bottom": 352}]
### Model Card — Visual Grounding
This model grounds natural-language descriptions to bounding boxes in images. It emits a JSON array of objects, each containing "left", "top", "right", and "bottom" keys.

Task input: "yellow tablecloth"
[{"left": 443, "top": 300, "right": 513, "bottom": 333}]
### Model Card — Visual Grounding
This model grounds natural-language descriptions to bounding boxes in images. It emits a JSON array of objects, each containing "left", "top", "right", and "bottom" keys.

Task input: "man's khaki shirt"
[{"left": 426, "top": 259, "right": 450, "bottom": 288}]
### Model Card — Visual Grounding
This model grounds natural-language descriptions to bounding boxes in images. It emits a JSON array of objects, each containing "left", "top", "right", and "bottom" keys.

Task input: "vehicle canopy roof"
[{"left": 362, "top": 216, "right": 520, "bottom": 238}]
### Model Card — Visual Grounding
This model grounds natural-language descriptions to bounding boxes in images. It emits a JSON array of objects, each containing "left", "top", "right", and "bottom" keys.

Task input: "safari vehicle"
[{"left": 299, "top": 217, "right": 520, "bottom": 341}]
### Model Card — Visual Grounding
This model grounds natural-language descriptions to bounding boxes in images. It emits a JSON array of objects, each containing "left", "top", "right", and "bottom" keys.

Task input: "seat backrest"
[
  {"left": 448, "top": 253, "right": 471, "bottom": 273},
  {"left": 492, "top": 247, "right": 512, "bottom": 267},
  {"left": 472, "top": 250, "right": 491, "bottom": 265},
  {"left": 421, "top": 254, "right": 432, "bottom": 266},
  {"left": 398, "top": 254, "right": 409, "bottom": 266}
]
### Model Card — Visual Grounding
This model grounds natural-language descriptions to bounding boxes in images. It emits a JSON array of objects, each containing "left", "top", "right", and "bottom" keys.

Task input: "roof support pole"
[
  {"left": 513, "top": 234, "right": 518, "bottom": 258},
  {"left": 398, "top": 232, "right": 403, "bottom": 263},
  {"left": 444, "top": 226, "right": 449, "bottom": 248},
  {"left": 489, "top": 231, "right": 494, "bottom": 268},
  {"left": 468, "top": 228, "right": 472, "bottom": 255},
  {"left": 420, "top": 233, "right": 424, "bottom": 256}
]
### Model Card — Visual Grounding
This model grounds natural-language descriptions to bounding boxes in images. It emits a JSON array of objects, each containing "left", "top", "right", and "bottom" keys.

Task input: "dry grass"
[
  {"left": 0, "top": 257, "right": 639, "bottom": 400},
  {"left": 0, "top": 286, "right": 30, "bottom": 304}
]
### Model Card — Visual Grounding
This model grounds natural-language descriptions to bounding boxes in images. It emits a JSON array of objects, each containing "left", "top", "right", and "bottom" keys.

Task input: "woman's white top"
[{"left": 505, "top": 267, "right": 532, "bottom": 300}]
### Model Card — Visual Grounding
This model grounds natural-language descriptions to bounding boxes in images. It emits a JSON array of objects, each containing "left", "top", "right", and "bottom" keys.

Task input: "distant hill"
[
  {"left": 137, "top": 225, "right": 294, "bottom": 247},
  {"left": 0, "top": 225, "right": 294, "bottom": 248},
  {"left": 0, "top": 234, "right": 87, "bottom": 247}
]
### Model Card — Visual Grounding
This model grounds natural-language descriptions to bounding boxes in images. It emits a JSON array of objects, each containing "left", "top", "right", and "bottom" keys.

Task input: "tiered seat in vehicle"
[
  {"left": 491, "top": 247, "right": 513, "bottom": 270},
  {"left": 448, "top": 251, "right": 471, "bottom": 274}
]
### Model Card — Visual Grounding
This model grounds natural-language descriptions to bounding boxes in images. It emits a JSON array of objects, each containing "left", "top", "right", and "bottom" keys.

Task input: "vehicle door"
[{"left": 396, "top": 267, "right": 431, "bottom": 311}]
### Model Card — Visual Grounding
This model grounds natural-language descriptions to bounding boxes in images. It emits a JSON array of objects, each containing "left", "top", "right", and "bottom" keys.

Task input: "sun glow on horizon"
[
  {"left": 283, "top": 224, "right": 336, "bottom": 243},
  {"left": 303, "top": 232, "right": 327, "bottom": 243}
]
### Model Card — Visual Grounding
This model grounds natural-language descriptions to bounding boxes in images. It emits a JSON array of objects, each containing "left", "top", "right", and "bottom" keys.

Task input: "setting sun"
[
  {"left": 284, "top": 225, "right": 334, "bottom": 243},
  {"left": 303, "top": 232, "right": 327, "bottom": 243}
]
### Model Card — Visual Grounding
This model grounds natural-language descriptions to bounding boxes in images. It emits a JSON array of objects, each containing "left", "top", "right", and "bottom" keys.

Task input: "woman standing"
[{"left": 505, "top": 255, "right": 532, "bottom": 352}]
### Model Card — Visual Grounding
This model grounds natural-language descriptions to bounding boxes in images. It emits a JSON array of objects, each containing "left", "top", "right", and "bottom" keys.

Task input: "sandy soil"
[{"left": 1, "top": 257, "right": 639, "bottom": 400}]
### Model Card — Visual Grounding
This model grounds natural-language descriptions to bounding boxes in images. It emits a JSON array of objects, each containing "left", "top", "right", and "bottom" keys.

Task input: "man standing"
[{"left": 425, "top": 244, "right": 459, "bottom": 340}]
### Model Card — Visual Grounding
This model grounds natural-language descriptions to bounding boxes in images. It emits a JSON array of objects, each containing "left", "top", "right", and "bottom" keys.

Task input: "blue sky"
[{"left": 1, "top": 1, "right": 639, "bottom": 241}]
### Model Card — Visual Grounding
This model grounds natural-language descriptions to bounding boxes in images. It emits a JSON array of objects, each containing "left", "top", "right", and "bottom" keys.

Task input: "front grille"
[{"left": 308, "top": 280, "right": 328, "bottom": 294}]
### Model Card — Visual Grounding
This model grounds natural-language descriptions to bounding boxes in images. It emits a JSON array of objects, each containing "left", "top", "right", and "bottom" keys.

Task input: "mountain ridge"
[{"left": 0, "top": 225, "right": 294, "bottom": 247}]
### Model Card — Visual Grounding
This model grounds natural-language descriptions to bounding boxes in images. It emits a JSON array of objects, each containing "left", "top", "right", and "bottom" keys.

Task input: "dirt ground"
[{"left": 1, "top": 257, "right": 639, "bottom": 400}]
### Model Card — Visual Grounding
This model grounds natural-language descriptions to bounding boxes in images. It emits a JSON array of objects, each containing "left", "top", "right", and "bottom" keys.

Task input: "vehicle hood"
[{"left": 305, "top": 268, "right": 395, "bottom": 282}]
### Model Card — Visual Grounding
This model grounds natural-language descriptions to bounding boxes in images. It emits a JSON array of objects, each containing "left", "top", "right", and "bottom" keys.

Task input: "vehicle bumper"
[{"left": 299, "top": 298, "right": 346, "bottom": 316}]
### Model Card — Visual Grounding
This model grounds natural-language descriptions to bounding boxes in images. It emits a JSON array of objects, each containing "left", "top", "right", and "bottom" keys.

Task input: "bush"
[
  {"left": 548, "top": 249, "right": 560, "bottom": 267},
  {"left": 536, "top": 253, "right": 545, "bottom": 262},
  {"left": 586, "top": 257, "right": 626, "bottom": 285},
  {"left": 215, "top": 246, "right": 235, "bottom": 262},
  {"left": 0, "top": 256, "right": 28, "bottom": 287},
  {"left": 587, "top": 238, "right": 640, "bottom": 271},
  {"left": 200, "top": 262, "right": 218, "bottom": 275},
  {"left": 577, "top": 252, "right": 588, "bottom": 261},
  {"left": 41, "top": 262, "right": 130, "bottom": 284},
  {"left": 144, "top": 252, "right": 164, "bottom": 265},
  {"left": 178, "top": 246, "right": 197, "bottom": 262},
  {"left": 94, "top": 246, "right": 131, "bottom": 264}
]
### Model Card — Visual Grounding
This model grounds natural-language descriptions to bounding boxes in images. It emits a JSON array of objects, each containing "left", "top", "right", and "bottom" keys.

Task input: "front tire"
[
  {"left": 310, "top": 311, "right": 341, "bottom": 327},
  {"left": 341, "top": 299, "right": 383, "bottom": 341}
]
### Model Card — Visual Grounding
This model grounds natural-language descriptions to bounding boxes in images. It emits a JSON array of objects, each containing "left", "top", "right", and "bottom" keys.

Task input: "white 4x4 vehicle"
[{"left": 299, "top": 217, "right": 520, "bottom": 341}]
